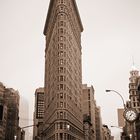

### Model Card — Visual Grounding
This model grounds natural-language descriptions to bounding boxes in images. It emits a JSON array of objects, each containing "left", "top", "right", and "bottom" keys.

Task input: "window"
[
  {"left": 64, "top": 52, "right": 66, "bottom": 57},
  {"left": 58, "top": 59, "right": 62, "bottom": 65},
  {"left": 64, "top": 133, "right": 66, "bottom": 139},
  {"left": 59, "top": 75, "right": 66, "bottom": 81},
  {"left": 60, "top": 112, "right": 63, "bottom": 118},
  {"left": 60, "top": 93, "right": 63, "bottom": 98},
  {"left": 60, "top": 6, "right": 63, "bottom": 11},
  {"left": 60, "top": 28, "right": 63, "bottom": 34},
  {"left": 60, "top": 21, "right": 63, "bottom": 26},
  {"left": 60, "top": 59, "right": 63, "bottom": 65},
  {"left": 60, "top": 122, "right": 63, "bottom": 129},
  {"left": 58, "top": 59, "right": 66, "bottom": 65},
  {"left": 57, "top": 112, "right": 59, "bottom": 118},
  {"left": 60, "top": 75, "right": 63, "bottom": 81},
  {"left": 58, "top": 84, "right": 66, "bottom": 90},
  {"left": 60, "top": 102, "right": 63, "bottom": 108},
  {"left": 133, "top": 103, "right": 136, "bottom": 107},
  {"left": 60, "top": 84, "right": 63, "bottom": 90},
  {"left": 58, "top": 67, "right": 63, "bottom": 73},
  {"left": 64, "top": 93, "right": 66, "bottom": 99},
  {"left": 57, "top": 133, "right": 58, "bottom": 140},
  {"left": 60, "top": 43, "right": 63, "bottom": 49},
  {"left": 61, "top": 0, "right": 63, "bottom": 4},
  {"left": 60, "top": 51, "right": 64, "bottom": 56},
  {"left": 57, "top": 93, "right": 59, "bottom": 99},
  {"left": 60, "top": 133, "right": 63, "bottom": 140},
  {"left": 60, "top": 36, "right": 63, "bottom": 41}
]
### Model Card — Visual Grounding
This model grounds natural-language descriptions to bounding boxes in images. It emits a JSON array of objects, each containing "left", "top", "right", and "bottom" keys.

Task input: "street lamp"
[
  {"left": 105, "top": 90, "right": 126, "bottom": 109},
  {"left": 106, "top": 90, "right": 139, "bottom": 139}
]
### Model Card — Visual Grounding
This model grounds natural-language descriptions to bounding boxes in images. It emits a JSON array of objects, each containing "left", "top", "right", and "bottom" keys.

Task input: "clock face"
[{"left": 123, "top": 108, "right": 138, "bottom": 122}]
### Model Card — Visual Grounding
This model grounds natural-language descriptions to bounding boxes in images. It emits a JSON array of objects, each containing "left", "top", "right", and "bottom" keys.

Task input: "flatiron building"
[{"left": 43, "top": 0, "right": 84, "bottom": 139}]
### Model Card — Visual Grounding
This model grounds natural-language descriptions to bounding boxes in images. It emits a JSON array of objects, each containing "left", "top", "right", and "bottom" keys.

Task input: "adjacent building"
[
  {"left": 82, "top": 84, "right": 104, "bottom": 140},
  {"left": 122, "top": 66, "right": 140, "bottom": 139},
  {"left": 43, "top": 0, "right": 84, "bottom": 139},
  {"left": 82, "top": 84, "right": 96, "bottom": 140},
  {"left": 33, "top": 87, "right": 44, "bottom": 140},
  {"left": 117, "top": 108, "right": 125, "bottom": 127},
  {"left": 129, "top": 66, "right": 140, "bottom": 139},
  {"left": 95, "top": 106, "right": 103, "bottom": 140},
  {"left": 0, "top": 82, "right": 20, "bottom": 140},
  {"left": 4, "top": 88, "right": 20, "bottom": 140},
  {"left": 129, "top": 66, "right": 140, "bottom": 112}
]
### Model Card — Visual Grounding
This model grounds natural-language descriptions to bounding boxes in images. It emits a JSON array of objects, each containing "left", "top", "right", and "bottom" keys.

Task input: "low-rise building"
[{"left": 33, "top": 87, "right": 44, "bottom": 140}]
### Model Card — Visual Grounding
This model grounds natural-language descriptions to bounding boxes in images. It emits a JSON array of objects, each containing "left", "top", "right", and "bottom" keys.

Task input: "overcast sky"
[{"left": 0, "top": 0, "right": 140, "bottom": 139}]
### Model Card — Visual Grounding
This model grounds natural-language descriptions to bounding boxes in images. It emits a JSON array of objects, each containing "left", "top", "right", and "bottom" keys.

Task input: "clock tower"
[{"left": 129, "top": 65, "right": 140, "bottom": 112}]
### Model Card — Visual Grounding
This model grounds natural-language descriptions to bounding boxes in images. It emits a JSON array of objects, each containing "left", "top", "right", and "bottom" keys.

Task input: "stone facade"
[
  {"left": 43, "top": 0, "right": 84, "bottom": 139},
  {"left": 0, "top": 82, "right": 20, "bottom": 140},
  {"left": 4, "top": 88, "right": 20, "bottom": 140}
]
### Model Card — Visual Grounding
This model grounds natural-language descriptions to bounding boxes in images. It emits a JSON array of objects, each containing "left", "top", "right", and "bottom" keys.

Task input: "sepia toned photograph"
[{"left": 0, "top": 0, "right": 140, "bottom": 140}]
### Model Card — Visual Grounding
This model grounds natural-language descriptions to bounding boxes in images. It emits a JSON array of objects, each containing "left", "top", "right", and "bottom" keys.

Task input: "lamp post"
[
  {"left": 105, "top": 90, "right": 126, "bottom": 109},
  {"left": 105, "top": 90, "right": 126, "bottom": 140},
  {"left": 106, "top": 89, "right": 139, "bottom": 140}
]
